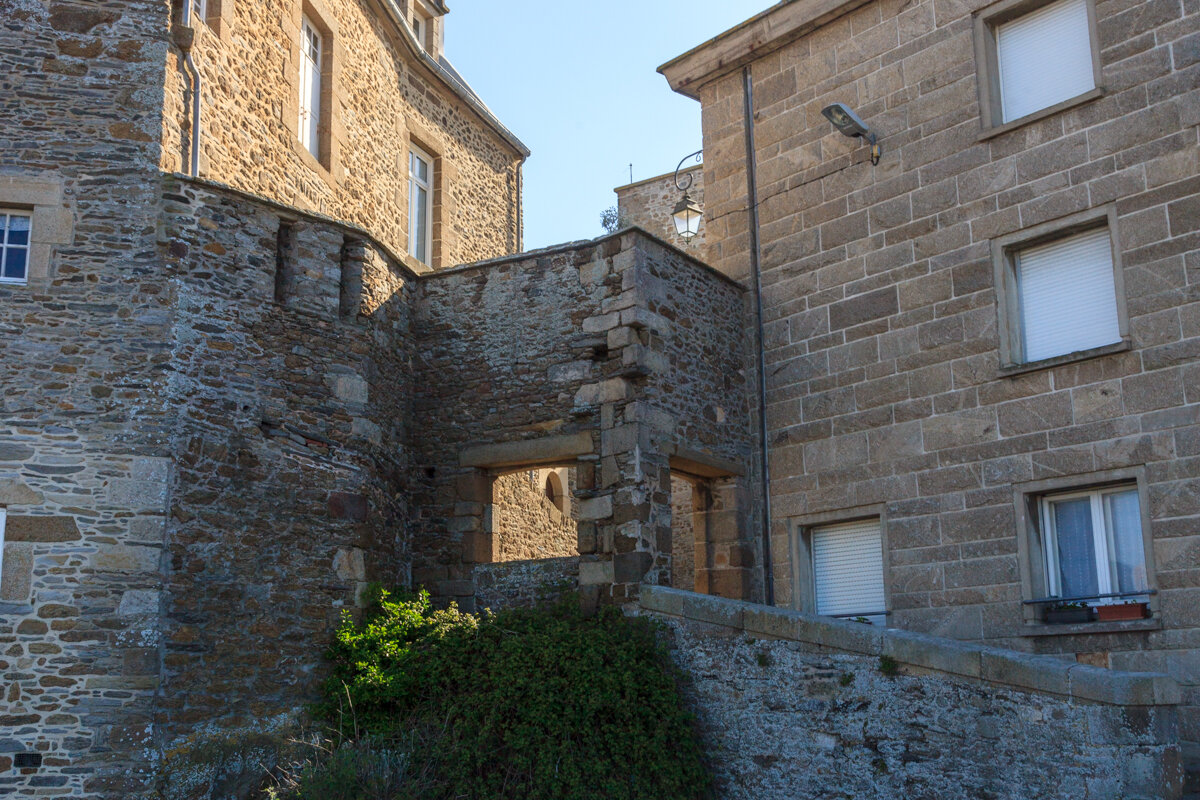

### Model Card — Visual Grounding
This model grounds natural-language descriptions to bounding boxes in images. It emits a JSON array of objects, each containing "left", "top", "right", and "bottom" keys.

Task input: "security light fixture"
[
  {"left": 670, "top": 149, "right": 704, "bottom": 241},
  {"left": 821, "top": 103, "right": 882, "bottom": 165}
]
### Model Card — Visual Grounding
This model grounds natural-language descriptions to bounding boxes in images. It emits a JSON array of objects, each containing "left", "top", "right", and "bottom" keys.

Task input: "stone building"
[
  {"left": 0, "top": 2, "right": 753, "bottom": 796},
  {"left": 658, "top": 0, "right": 1200, "bottom": 786},
  {"left": 0, "top": 0, "right": 1196, "bottom": 796}
]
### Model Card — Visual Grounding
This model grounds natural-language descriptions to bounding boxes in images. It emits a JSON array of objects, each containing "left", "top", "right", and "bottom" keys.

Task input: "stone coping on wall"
[
  {"left": 422, "top": 227, "right": 746, "bottom": 291},
  {"left": 639, "top": 585, "right": 1182, "bottom": 707}
]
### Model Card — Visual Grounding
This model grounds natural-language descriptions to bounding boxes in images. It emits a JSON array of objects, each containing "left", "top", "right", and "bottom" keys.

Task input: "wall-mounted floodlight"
[{"left": 821, "top": 103, "right": 882, "bottom": 165}]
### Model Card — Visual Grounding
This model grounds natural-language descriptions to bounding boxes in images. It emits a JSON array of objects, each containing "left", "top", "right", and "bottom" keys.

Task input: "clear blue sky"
[{"left": 446, "top": 1, "right": 759, "bottom": 250}]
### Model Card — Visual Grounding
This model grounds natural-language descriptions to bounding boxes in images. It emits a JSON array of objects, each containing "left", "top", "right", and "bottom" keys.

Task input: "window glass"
[
  {"left": 1017, "top": 227, "right": 1120, "bottom": 362},
  {"left": 408, "top": 149, "right": 433, "bottom": 264},
  {"left": 0, "top": 212, "right": 31, "bottom": 283},
  {"left": 1042, "top": 485, "right": 1147, "bottom": 601},
  {"left": 299, "top": 18, "right": 322, "bottom": 159},
  {"left": 811, "top": 518, "right": 886, "bottom": 625},
  {"left": 1106, "top": 488, "right": 1146, "bottom": 593},
  {"left": 1049, "top": 496, "right": 1098, "bottom": 598},
  {"left": 996, "top": 0, "right": 1094, "bottom": 122}
]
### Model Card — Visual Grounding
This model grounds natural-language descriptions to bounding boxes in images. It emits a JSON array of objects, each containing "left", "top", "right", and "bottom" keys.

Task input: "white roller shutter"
[
  {"left": 812, "top": 518, "right": 886, "bottom": 624},
  {"left": 996, "top": 0, "right": 1095, "bottom": 122},
  {"left": 1017, "top": 228, "right": 1120, "bottom": 362}
]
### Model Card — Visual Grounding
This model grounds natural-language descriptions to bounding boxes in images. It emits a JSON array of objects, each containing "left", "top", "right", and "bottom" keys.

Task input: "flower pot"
[
  {"left": 1044, "top": 606, "right": 1094, "bottom": 624},
  {"left": 1095, "top": 602, "right": 1149, "bottom": 622}
]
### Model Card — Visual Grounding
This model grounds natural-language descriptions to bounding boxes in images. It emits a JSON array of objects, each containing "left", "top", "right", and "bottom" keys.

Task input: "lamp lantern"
[{"left": 672, "top": 192, "right": 703, "bottom": 240}]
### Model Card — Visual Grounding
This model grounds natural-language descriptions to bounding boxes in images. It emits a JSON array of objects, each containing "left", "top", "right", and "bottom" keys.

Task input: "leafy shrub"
[{"left": 318, "top": 587, "right": 712, "bottom": 800}]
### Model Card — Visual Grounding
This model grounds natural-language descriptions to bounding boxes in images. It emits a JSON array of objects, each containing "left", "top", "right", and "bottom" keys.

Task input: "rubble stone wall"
[
  {"left": 493, "top": 470, "right": 577, "bottom": 562},
  {"left": 0, "top": 2, "right": 175, "bottom": 796},
  {"left": 411, "top": 231, "right": 750, "bottom": 606},
  {"left": 641, "top": 586, "right": 1185, "bottom": 800},
  {"left": 154, "top": 178, "right": 416, "bottom": 765},
  {"left": 694, "top": 0, "right": 1200, "bottom": 760},
  {"left": 161, "top": 0, "right": 524, "bottom": 270}
]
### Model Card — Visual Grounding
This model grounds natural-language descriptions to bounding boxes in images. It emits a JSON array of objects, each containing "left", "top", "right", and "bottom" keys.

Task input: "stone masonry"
[
  {"left": 661, "top": 0, "right": 1200, "bottom": 780},
  {"left": 160, "top": 0, "right": 527, "bottom": 270},
  {"left": 410, "top": 230, "right": 752, "bottom": 609},
  {"left": 615, "top": 163, "right": 707, "bottom": 258},
  {"left": 642, "top": 585, "right": 1184, "bottom": 800}
]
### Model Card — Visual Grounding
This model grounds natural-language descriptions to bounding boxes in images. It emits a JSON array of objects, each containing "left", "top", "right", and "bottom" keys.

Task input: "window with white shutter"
[
  {"left": 974, "top": 0, "right": 1101, "bottom": 131},
  {"left": 995, "top": 0, "right": 1094, "bottom": 122},
  {"left": 1016, "top": 227, "right": 1121, "bottom": 362},
  {"left": 811, "top": 518, "right": 886, "bottom": 625}
]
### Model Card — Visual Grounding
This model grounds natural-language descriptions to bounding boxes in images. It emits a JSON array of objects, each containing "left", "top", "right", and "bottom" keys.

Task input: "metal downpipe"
[{"left": 742, "top": 65, "right": 774, "bottom": 607}]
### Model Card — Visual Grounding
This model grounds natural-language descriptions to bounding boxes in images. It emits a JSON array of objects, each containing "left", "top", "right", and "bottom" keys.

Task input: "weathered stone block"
[
  {"left": 0, "top": 544, "right": 33, "bottom": 603},
  {"left": 4, "top": 516, "right": 80, "bottom": 543}
]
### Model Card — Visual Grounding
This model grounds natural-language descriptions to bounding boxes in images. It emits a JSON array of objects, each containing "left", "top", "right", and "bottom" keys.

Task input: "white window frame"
[
  {"left": 1039, "top": 484, "right": 1148, "bottom": 602},
  {"left": 408, "top": 145, "right": 434, "bottom": 265},
  {"left": 298, "top": 17, "right": 323, "bottom": 160},
  {"left": 0, "top": 508, "right": 6, "bottom": 592},
  {"left": 0, "top": 209, "right": 32, "bottom": 285},
  {"left": 193, "top": 0, "right": 208, "bottom": 24}
]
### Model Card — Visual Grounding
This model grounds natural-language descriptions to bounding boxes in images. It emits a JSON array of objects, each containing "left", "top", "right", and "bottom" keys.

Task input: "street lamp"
[
  {"left": 821, "top": 103, "right": 882, "bottom": 165},
  {"left": 672, "top": 149, "right": 703, "bottom": 241}
]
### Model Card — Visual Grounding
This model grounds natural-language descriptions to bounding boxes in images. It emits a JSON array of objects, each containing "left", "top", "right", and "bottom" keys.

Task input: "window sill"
[
  {"left": 998, "top": 339, "right": 1131, "bottom": 378},
  {"left": 1022, "top": 617, "right": 1161, "bottom": 637},
  {"left": 977, "top": 87, "right": 1104, "bottom": 142}
]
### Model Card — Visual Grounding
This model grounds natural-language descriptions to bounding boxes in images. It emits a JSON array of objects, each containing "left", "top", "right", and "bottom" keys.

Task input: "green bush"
[{"left": 318, "top": 587, "right": 712, "bottom": 800}]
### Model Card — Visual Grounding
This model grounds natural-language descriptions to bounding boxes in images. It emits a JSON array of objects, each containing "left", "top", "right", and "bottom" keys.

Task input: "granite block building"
[
  {"left": 656, "top": 0, "right": 1200, "bottom": 786},
  {"left": 0, "top": 0, "right": 1196, "bottom": 797}
]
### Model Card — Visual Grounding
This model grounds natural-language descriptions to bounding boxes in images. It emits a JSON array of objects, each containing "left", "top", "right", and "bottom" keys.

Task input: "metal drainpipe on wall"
[
  {"left": 742, "top": 65, "right": 775, "bottom": 607},
  {"left": 181, "top": 0, "right": 203, "bottom": 177}
]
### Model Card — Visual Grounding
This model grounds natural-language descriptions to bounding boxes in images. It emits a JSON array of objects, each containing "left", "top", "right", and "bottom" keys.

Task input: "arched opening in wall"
[
  {"left": 544, "top": 471, "right": 565, "bottom": 513},
  {"left": 491, "top": 466, "right": 578, "bottom": 562}
]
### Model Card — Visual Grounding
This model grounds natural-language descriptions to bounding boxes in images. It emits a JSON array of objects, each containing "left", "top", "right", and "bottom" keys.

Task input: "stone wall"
[
  {"left": 155, "top": 177, "right": 416, "bottom": 762},
  {"left": 411, "top": 230, "right": 751, "bottom": 607},
  {"left": 682, "top": 0, "right": 1200, "bottom": 766},
  {"left": 161, "top": 0, "right": 525, "bottom": 270},
  {"left": 615, "top": 164, "right": 706, "bottom": 257},
  {"left": 670, "top": 476, "right": 696, "bottom": 591},
  {"left": 0, "top": 2, "right": 176, "bottom": 796},
  {"left": 493, "top": 469, "right": 577, "bottom": 562},
  {"left": 472, "top": 556, "right": 580, "bottom": 611},
  {"left": 640, "top": 585, "right": 1184, "bottom": 799}
]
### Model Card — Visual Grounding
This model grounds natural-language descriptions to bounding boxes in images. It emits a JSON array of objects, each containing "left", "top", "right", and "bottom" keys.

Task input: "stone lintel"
[
  {"left": 459, "top": 432, "right": 594, "bottom": 469},
  {"left": 668, "top": 446, "right": 744, "bottom": 479}
]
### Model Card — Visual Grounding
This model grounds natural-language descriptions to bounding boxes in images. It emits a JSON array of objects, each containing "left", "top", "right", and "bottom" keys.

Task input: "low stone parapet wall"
[{"left": 639, "top": 585, "right": 1184, "bottom": 799}]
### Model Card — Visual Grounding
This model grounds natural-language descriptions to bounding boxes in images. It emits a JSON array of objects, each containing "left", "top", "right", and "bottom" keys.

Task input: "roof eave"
[
  {"left": 658, "top": 0, "right": 873, "bottom": 100},
  {"left": 375, "top": 0, "right": 530, "bottom": 158}
]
